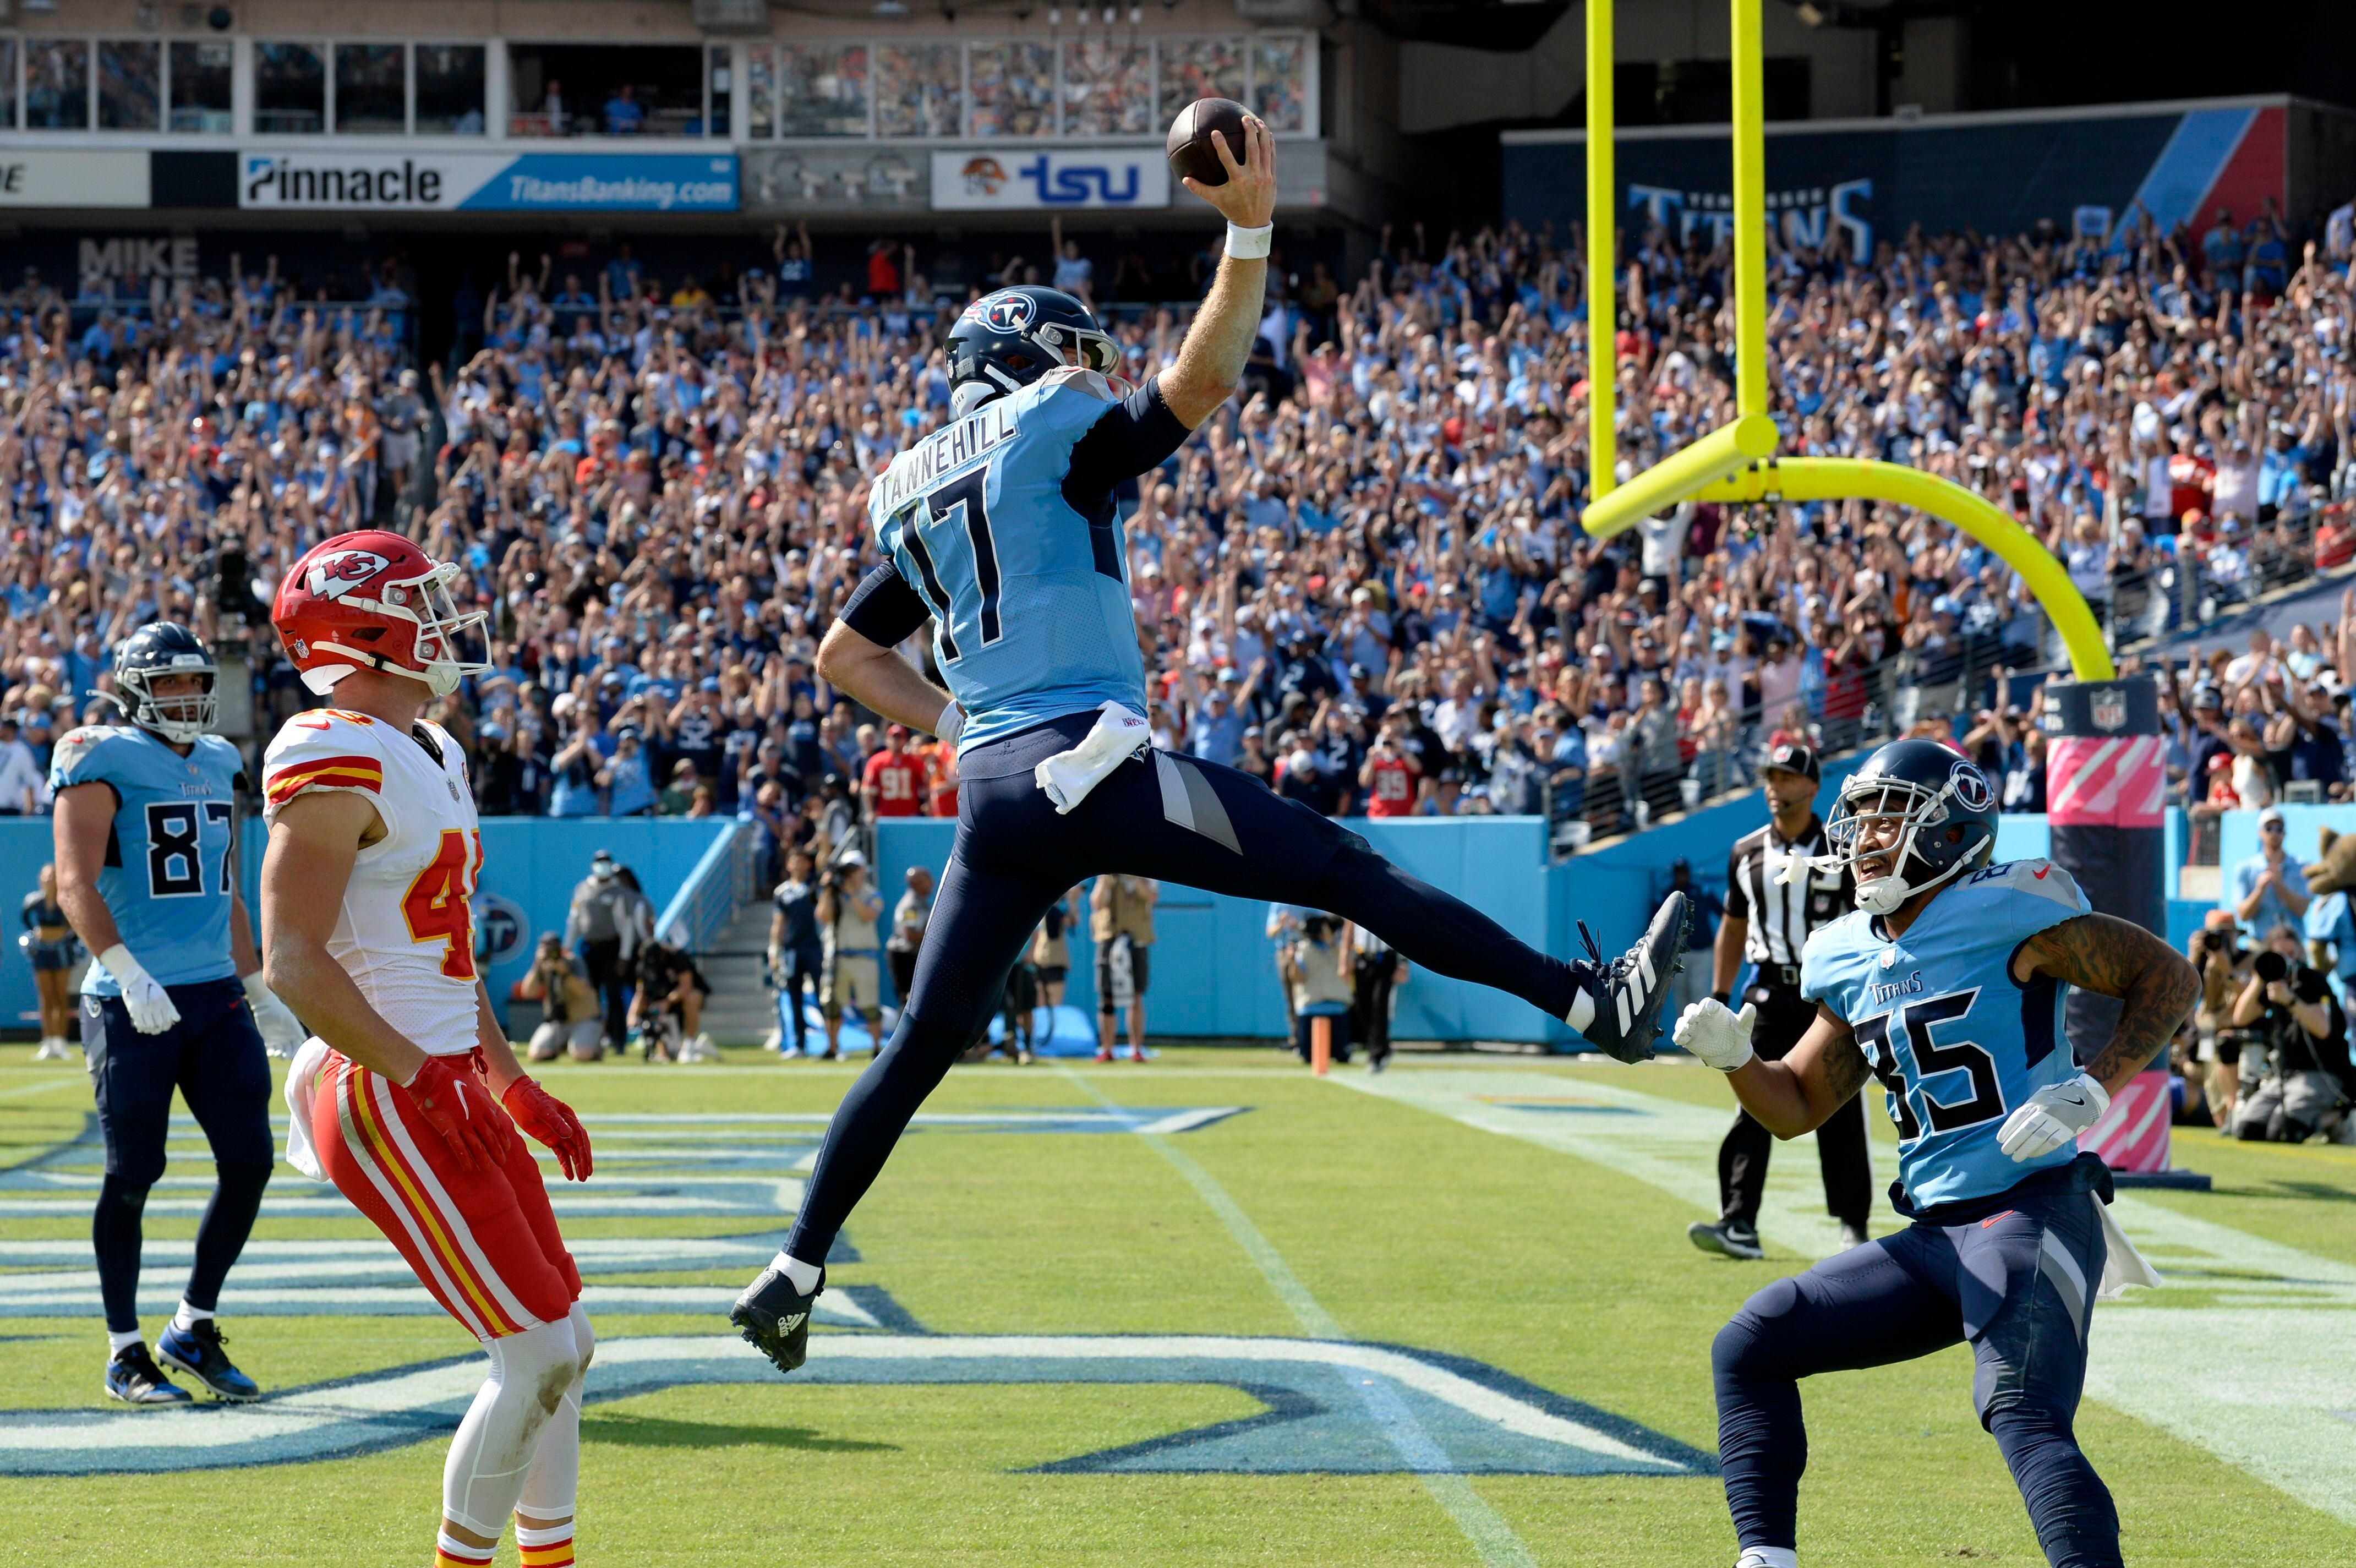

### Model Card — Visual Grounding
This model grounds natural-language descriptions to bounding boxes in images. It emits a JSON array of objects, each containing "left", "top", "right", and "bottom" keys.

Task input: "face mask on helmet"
[
  {"left": 1824, "top": 775, "right": 1991, "bottom": 916},
  {"left": 118, "top": 666, "right": 218, "bottom": 744}
]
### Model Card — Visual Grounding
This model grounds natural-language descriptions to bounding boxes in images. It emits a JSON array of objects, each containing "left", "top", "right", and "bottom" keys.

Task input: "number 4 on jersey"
[{"left": 403, "top": 829, "right": 483, "bottom": 979}]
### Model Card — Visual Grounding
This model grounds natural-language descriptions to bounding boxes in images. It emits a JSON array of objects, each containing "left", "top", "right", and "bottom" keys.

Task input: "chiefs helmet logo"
[
  {"left": 977, "top": 292, "right": 1035, "bottom": 333},
  {"left": 306, "top": 549, "right": 389, "bottom": 602}
]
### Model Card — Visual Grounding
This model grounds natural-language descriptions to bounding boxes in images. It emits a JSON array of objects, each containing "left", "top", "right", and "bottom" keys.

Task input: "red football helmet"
[{"left": 272, "top": 531, "right": 490, "bottom": 698}]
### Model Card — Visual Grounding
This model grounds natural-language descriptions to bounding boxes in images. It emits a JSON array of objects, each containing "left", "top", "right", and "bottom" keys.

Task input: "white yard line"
[
  {"left": 1062, "top": 1067, "right": 1539, "bottom": 1568},
  {"left": 1338, "top": 1062, "right": 2356, "bottom": 1531}
]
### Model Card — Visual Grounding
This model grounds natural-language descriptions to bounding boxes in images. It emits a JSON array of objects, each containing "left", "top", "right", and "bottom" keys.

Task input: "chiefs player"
[{"left": 258, "top": 531, "right": 595, "bottom": 1568}]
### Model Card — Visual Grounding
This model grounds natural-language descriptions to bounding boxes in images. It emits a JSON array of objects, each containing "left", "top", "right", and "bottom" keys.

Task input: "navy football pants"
[
  {"left": 85, "top": 977, "right": 274, "bottom": 1335},
  {"left": 784, "top": 732, "right": 1577, "bottom": 1263},
  {"left": 1712, "top": 1186, "right": 2119, "bottom": 1568}
]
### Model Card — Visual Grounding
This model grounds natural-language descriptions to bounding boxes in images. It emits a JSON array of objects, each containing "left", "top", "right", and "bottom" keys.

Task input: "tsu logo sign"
[
  {"left": 305, "top": 549, "right": 387, "bottom": 600},
  {"left": 1950, "top": 760, "right": 1995, "bottom": 813},
  {"left": 956, "top": 155, "right": 1009, "bottom": 198},
  {"left": 931, "top": 149, "right": 1169, "bottom": 212}
]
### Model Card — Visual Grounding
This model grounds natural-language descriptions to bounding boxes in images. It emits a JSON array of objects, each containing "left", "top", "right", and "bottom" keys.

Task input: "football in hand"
[{"left": 1166, "top": 97, "right": 1251, "bottom": 189}]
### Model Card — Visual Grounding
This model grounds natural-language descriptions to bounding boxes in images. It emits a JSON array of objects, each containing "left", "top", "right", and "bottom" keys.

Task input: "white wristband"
[
  {"left": 1225, "top": 222, "right": 1273, "bottom": 260},
  {"left": 934, "top": 699, "right": 965, "bottom": 747},
  {"left": 98, "top": 943, "right": 146, "bottom": 987}
]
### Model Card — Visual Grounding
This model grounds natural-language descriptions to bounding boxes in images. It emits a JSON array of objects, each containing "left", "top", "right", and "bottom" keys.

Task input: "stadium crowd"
[{"left": 5, "top": 199, "right": 2356, "bottom": 871}]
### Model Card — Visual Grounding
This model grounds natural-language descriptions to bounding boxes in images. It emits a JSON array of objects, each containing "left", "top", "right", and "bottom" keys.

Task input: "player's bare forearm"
[
  {"left": 1162, "top": 116, "right": 1277, "bottom": 430},
  {"left": 228, "top": 886, "right": 262, "bottom": 979},
  {"left": 2016, "top": 912, "right": 2200, "bottom": 1093},
  {"left": 1160, "top": 256, "right": 1266, "bottom": 428},
  {"left": 1712, "top": 915, "right": 1746, "bottom": 995},
  {"left": 52, "top": 782, "right": 127, "bottom": 958},
  {"left": 261, "top": 794, "right": 429, "bottom": 1083},
  {"left": 816, "top": 619, "right": 956, "bottom": 733},
  {"left": 474, "top": 979, "right": 528, "bottom": 1095},
  {"left": 1726, "top": 1007, "right": 1871, "bottom": 1138}
]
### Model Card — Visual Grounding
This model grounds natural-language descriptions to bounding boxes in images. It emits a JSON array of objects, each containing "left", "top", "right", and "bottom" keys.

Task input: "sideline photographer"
[
  {"left": 2228, "top": 923, "right": 2354, "bottom": 1143},
  {"left": 519, "top": 933, "right": 604, "bottom": 1063},
  {"left": 2188, "top": 909, "right": 2256, "bottom": 1126}
]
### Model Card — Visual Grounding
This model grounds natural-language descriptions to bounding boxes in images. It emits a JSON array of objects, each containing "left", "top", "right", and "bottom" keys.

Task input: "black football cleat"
[
  {"left": 1568, "top": 891, "right": 1691, "bottom": 1063},
  {"left": 731, "top": 1264, "right": 823, "bottom": 1374},
  {"left": 155, "top": 1317, "right": 261, "bottom": 1402},
  {"left": 104, "top": 1342, "right": 193, "bottom": 1407},
  {"left": 1687, "top": 1219, "right": 1765, "bottom": 1260}
]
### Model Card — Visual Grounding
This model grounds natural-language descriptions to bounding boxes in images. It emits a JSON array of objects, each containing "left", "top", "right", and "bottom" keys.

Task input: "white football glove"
[
  {"left": 242, "top": 970, "right": 306, "bottom": 1059},
  {"left": 1997, "top": 1072, "right": 2111, "bottom": 1162},
  {"left": 99, "top": 943, "right": 181, "bottom": 1035},
  {"left": 1674, "top": 998, "right": 1757, "bottom": 1072}
]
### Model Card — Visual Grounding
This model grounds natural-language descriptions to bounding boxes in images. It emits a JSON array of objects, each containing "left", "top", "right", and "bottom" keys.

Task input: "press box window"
[
  {"left": 254, "top": 42, "right": 326, "bottom": 134},
  {"left": 335, "top": 43, "right": 406, "bottom": 134},
  {"left": 169, "top": 41, "right": 233, "bottom": 133},
  {"left": 98, "top": 40, "right": 160, "bottom": 130},
  {"left": 415, "top": 45, "right": 486, "bottom": 135},
  {"left": 24, "top": 39, "right": 90, "bottom": 130},
  {"left": 506, "top": 43, "right": 714, "bottom": 138}
]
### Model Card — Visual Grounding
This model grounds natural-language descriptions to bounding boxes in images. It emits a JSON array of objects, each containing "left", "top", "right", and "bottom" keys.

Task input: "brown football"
[{"left": 1166, "top": 97, "right": 1251, "bottom": 189}]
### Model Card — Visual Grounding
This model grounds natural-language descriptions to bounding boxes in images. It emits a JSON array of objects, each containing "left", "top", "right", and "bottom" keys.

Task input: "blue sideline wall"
[
  {"left": 0, "top": 816, "right": 730, "bottom": 1034},
  {"left": 874, "top": 816, "right": 1565, "bottom": 1045}
]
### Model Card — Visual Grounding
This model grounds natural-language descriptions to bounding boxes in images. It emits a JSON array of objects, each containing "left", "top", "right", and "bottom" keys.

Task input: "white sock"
[
  {"left": 172, "top": 1301, "right": 214, "bottom": 1334},
  {"left": 108, "top": 1327, "right": 143, "bottom": 1356},
  {"left": 1566, "top": 991, "right": 1595, "bottom": 1031},
  {"left": 772, "top": 1250, "right": 823, "bottom": 1294},
  {"left": 1737, "top": 1547, "right": 1799, "bottom": 1568}
]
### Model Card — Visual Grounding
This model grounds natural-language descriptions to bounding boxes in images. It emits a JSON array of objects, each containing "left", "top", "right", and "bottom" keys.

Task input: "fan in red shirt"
[
  {"left": 1359, "top": 714, "right": 1421, "bottom": 818},
  {"left": 862, "top": 725, "right": 925, "bottom": 819}
]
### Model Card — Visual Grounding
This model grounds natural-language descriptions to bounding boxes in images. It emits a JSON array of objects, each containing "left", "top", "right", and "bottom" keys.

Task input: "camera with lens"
[{"left": 2255, "top": 950, "right": 2290, "bottom": 984}]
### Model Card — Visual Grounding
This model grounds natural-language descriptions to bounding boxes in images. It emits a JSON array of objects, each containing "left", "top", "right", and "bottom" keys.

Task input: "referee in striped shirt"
[{"left": 1687, "top": 742, "right": 1873, "bottom": 1260}]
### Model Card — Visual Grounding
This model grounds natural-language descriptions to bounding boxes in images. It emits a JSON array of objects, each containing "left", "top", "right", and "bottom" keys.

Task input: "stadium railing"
[
  {"left": 653, "top": 819, "right": 756, "bottom": 954},
  {"left": 1542, "top": 504, "right": 2344, "bottom": 860}
]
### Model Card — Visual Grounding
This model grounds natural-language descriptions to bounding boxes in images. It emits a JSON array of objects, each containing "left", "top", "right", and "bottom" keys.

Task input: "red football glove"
[
  {"left": 504, "top": 1075, "right": 594, "bottom": 1182},
  {"left": 401, "top": 1054, "right": 513, "bottom": 1174}
]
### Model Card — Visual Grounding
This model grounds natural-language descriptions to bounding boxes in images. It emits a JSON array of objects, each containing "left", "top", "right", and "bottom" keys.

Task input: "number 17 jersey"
[
  {"left": 1802, "top": 859, "right": 2092, "bottom": 1211},
  {"left": 868, "top": 369, "right": 1149, "bottom": 750},
  {"left": 261, "top": 709, "right": 484, "bottom": 1056}
]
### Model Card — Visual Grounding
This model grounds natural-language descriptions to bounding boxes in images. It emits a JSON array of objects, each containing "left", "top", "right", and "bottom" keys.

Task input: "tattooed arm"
[
  {"left": 1724, "top": 1004, "right": 1876, "bottom": 1139},
  {"left": 2011, "top": 913, "right": 2201, "bottom": 1095}
]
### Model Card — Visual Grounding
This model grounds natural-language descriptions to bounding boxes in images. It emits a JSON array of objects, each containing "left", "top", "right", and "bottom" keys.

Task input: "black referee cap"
[{"left": 1763, "top": 742, "right": 1821, "bottom": 782}]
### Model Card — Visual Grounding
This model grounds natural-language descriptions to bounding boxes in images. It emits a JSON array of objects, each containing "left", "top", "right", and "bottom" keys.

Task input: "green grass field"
[{"left": 3, "top": 1043, "right": 2354, "bottom": 1566}]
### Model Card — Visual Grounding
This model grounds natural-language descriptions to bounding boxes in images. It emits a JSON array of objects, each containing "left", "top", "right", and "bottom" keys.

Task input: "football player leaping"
[
  {"left": 730, "top": 112, "right": 1692, "bottom": 1372},
  {"left": 49, "top": 624, "right": 307, "bottom": 1406},
  {"left": 1674, "top": 739, "right": 2198, "bottom": 1568},
  {"left": 259, "top": 531, "right": 595, "bottom": 1568}
]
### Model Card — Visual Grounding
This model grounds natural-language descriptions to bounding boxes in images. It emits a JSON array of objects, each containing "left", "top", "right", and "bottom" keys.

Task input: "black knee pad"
[
  {"left": 1713, "top": 1279, "right": 1805, "bottom": 1381},
  {"left": 95, "top": 1174, "right": 151, "bottom": 1226},
  {"left": 215, "top": 1161, "right": 272, "bottom": 1200}
]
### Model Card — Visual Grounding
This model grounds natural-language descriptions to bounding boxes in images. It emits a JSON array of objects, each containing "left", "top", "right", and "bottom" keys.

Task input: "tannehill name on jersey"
[{"left": 874, "top": 398, "right": 1021, "bottom": 516}]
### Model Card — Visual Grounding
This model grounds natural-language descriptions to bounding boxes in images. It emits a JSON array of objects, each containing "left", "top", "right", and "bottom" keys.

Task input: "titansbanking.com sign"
[{"left": 238, "top": 151, "right": 737, "bottom": 212}]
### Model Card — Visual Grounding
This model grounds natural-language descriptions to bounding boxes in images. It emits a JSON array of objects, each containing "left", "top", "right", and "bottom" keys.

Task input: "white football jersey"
[{"left": 262, "top": 708, "right": 483, "bottom": 1056}]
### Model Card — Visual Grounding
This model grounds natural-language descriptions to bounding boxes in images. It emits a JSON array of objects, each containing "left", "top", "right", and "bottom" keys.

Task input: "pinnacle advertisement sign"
[{"left": 238, "top": 151, "right": 738, "bottom": 212}]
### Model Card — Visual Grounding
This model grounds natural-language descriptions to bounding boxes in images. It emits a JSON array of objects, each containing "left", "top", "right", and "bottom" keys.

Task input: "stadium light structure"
[{"left": 1579, "top": 2, "right": 2199, "bottom": 1183}]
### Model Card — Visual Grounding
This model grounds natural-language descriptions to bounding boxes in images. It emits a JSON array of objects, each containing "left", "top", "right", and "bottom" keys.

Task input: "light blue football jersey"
[
  {"left": 868, "top": 372, "right": 1146, "bottom": 750},
  {"left": 47, "top": 724, "right": 244, "bottom": 994},
  {"left": 1802, "top": 858, "right": 2093, "bottom": 1210}
]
